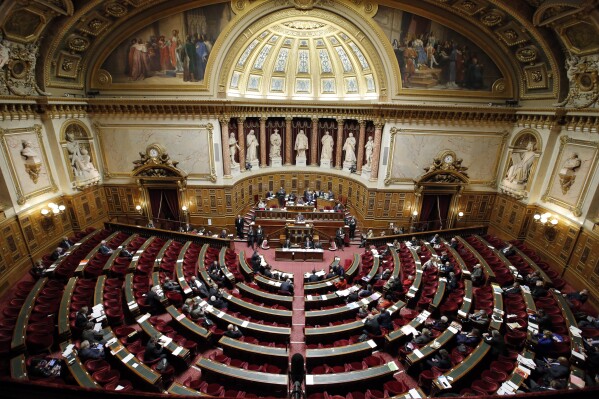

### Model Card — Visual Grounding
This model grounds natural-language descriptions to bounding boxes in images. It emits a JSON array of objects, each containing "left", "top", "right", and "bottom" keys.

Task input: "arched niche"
[
  {"left": 60, "top": 120, "right": 101, "bottom": 190},
  {"left": 499, "top": 128, "right": 542, "bottom": 200}
]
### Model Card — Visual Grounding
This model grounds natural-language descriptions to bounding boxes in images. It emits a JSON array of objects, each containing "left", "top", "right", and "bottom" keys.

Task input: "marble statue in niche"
[
  {"left": 20, "top": 140, "right": 41, "bottom": 183},
  {"left": 270, "top": 129, "right": 282, "bottom": 160},
  {"left": 65, "top": 131, "right": 100, "bottom": 188},
  {"left": 343, "top": 132, "right": 356, "bottom": 170},
  {"left": 295, "top": 129, "right": 309, "bottom": 159},
  {"left": 559, "top": 153, "right": 582, "bottom": 194},
  {"left": 228, "top": 132, "right": 240, "bottom": 167},
  {"left": 505, "top": 141, "right": 537, "bottom": 185},
  {"left": 363, "top": 135, "right": 374, "bottom": 171},
  {"left": 246, "top": 129, "right": 259, "bottom": 163},
  {"left": 320, "top": 131, "right": 334, "bottom": 164}
]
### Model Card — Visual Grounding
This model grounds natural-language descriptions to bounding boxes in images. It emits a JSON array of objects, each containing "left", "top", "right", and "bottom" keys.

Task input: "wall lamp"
[
  {"left": 135, "top": 204, "right": 144, "bottom": 215},
  {"left": 457, "top": 211, "right": 464, "bottom": 221},
  {"left": 41, "top": 202, "right": 65, "bottom": 217},
  {"left": 533, "top": 212, "right": 558, "bottom": 226}
]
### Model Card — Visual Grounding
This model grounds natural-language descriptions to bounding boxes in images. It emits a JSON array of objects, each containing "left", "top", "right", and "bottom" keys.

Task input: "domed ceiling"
[{"left": 226, "top": 18, "right": 380, "bottom": 101}]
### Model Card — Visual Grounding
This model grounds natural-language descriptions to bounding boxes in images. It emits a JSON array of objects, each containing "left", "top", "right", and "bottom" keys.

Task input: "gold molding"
[
  {"left": 542, "top": 136, "right": 599, "bottom": 217},
  {"left": 384, "top": 127, "right": 508, "bottom": 187},
  {"left": 93, "top": 122, "right": 216, "bottom": 182},
  {"left": 0, "top": 124, "right": 58, "bottom": 205}
]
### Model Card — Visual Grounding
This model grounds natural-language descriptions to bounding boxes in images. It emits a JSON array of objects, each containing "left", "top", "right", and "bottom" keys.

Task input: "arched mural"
[
  {"left": 100, "top": 3, "right": 232, "bottom": 84},
  {"left": 374, "top": 6, "right": 503, "bottom": 91}
]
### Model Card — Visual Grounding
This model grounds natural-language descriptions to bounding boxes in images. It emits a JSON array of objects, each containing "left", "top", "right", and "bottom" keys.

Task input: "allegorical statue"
[
  {"left": 343, "top": 132, "right": 356, "bottom": 164},
  {"left": 246, "top": 129, "right": 259, "bottom": 162},
  {"left": 20, "top": 140, "right": 42, "bottom": 183},
  {"left": 229, "top": 132, "right": 240, "bottom": 167},
  {"left": 320, "top": 131, "right": 334, "bottom": 163},
  {"left": 295, "top": 129, "right": 309, "bottom": 159},
  {"left": 505, "top": 141, "right": 536, "bottom": 185},
  {"left": 270, "top": 128, "right": 282, "bottom": 159},
  {"left": 364, "top": 135, "right": 374, "bottom": 169},
  {"left": 558, "top": 153, "right": 582, "bottom": 194}
]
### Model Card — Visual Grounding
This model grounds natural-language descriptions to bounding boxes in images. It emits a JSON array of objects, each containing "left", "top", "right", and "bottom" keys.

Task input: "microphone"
[{"left": 290, "top": 353, "right": 305, "bottom": 384}]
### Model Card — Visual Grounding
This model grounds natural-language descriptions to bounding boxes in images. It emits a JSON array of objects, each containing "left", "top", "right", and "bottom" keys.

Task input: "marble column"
[
  {"left": 285, "top": 117, "right": 293, "bottom": 165},
  {"left": 335, "top": 119, "right": 344, "bottom": 169},
  {"left": 370, "top": 120, "right": 384, "bottom": 181},
  {"left": 259, "top": 117, "right": 267, "bottom": 167},
  {"left": 356, "top": 120, "right": 367, "bottom": 174},
  {"left": 219, "top": 117, "right": 231, "bottom": 178},
  {"left": 310, "top": 118, "right": 319, "bottom": 166},
  {"left": 237, "top": 117, "right": 246, "bottom": 172}
]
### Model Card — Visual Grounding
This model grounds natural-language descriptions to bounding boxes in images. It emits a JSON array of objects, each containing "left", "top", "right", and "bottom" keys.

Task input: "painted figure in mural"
[
  {"left": 320, "top": 131, "right": 334, "bottom": 163},
  {"left": 270, "top": 129, "right": 282, "bottom": 159},
  {"left": 465, "top": 56, "right": 484, "bottom": 89},
  {"left": 246, "top": 130, "right": 259, "bottom": 163},
  {"left": 129, "top": 39, "right": 150, "bottom": 81},
  {"left": 403, "top": 41, "right": 417, "bottom": 86},
  {"left": 195, "top": 34, "right": 209, "bottom": 81},
  {"left": 343, "top": 133, "right": 356, "bottom": 164},
  {"left": 170, "top": 30, "right": 179, "bottom": 71},
  {"left": 295, "top": 129, "right": 309, "bottom": 159},
  {"left": 229, "top": 133, "right": 240, "bottom": 167},
  {"left": 184, "top": 35, "right": 198, "bottom": 82},
  {"left": 505, "top": 141, "right": 536, "bottom": 185},
  {"left": 364, "top": 136, "right": 374, "bottom": 169},
  {"left": 158, "top": 35, "right": 173, "bottom": 71},
  {"left": 558, "top": 153, "right": 582, "bottom": 195}
]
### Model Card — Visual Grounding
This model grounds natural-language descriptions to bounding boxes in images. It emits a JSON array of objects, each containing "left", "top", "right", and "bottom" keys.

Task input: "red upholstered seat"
[
  {"left": 472, "top": 379, "right": 500, "bottom": 395},
  {"left": 84, "top": 359, "right": 110, "bottom": 374},
  {"left": 104, "top": 380, "right": 133, "bottom": 391},
  {"left": 482, "top": 369, "right": 508, "bottom": 383},
  {"left": 383, "top": 380, "right": 408, "bottom": 396},
  {"left": 92, "top": 369, "right": 120, "bottom": 386}
]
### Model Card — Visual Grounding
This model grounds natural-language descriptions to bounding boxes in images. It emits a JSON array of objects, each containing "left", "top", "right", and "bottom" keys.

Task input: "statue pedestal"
[
  {"left": 296, "top": 156, "right": 307, "bottom": 167},
  {"left": 361, "top": 165, "right": 371, "bottom": 178},
  {"left": 343, "top": 161, "right": 354, "bottom": 172},
  {"left": 231, "top": 164, "right": 241, "bottom": 176},
  {"left": 248, "top": 159, "right": 259, "bottom": 170},
  {"left": 320, "top": 159, "right": 332, "bottom": 168},
  {"left": 270, "top": 157, "right": 282, "bottom": 167}
]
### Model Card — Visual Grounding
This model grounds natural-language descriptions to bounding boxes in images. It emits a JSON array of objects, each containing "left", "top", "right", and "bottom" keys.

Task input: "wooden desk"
[
  {"left": 430, "top": 277, "right": 447, "bottom": 311},
  {"left": 166, "top": 305, "right": 211, "bottom": 342},
  {"left": 238, "top": 250, "right": 253, "bottom": 280},
  {"left": 552, "top": 289, "right": 586, "bottom": 366},
  {"left": 74, "top": 231, "right": 120, "bottom": 276},
  {"left": 512, "top": 246, "right": 552, "bottom": 287},
  {"left": 136, "top": 313, "right": 191, "bottom": 364},
  {"left": 153, "top": 239, "right": 173, "bottom": 271},
  {"left": 123, "top": 273, "right": 141, "bottom": 317},
  {"left": 499, "top": 348, "right": 534, "bottom": 394},
  {"left": 45, "top": 229, "right": 101, "bottom": 276},
  {"left": 11, "top": 277, "right": 47, "bottom": 353},
  {"left": 455, "top": 237, "right": 496, "bottom": 282},
  {"left": 306, "top": 293, "right": 381, "bottom": 325},
  {"left": 490, "top": 283, "right": 504, "bottom": 331},
  {"left": 219, "top": 247, "right": 235, "bottom": 284},
  {"left": 305, "top": 288, "right": 353, "bottom": 310},
  {"left": 386, "top": 310, "right": 431, "bottom": 350},
  {"left": 127, "top": 236, "right": 156, "bottom": 273},
  {"left": 58, "top": 276, "right": 78, "bottom": 343},
  {"left": 176, "top": 243, "right": 193, "bottom": 297},
  {"left": 306, "top": 340, "right": 377, "bottom": 368},
  {"left": 104, "top": 328, "right": 162, "bottom": 390},
  {"left": 433, "top": 341, "right": 490, "bottom": 393},
  {"left": 60, "top": 340, "right": 100, "bottom": 388},
  {"left": 219, "top": 336, "right": 289, "bottom": 368},
  {"left": 305, "top": 320, "right": 365, "bottom": 344},
  {"left": 93, "top": 275, "right": 107, "bottom": 307},
  {"left": 457, "top": 279, "right": 473, "bottom": 318},
  {"left": 305, "top": 361, "right": 398, "bottom": 394},
  {"left": 275, "top": 248, "right": 324, "bottom": 262},
  {"left": 167, "top": 382, "right": 202, "bottom": 396},
  {"left": 10, "top": 354, "right": 27, "bottom": 380},
  {"left": 236, "top": 282, "right": 293, "bottom": 309},
  {"left": 405, "top": 323, "right": 461, "bottom": 369},
  {"left": 223, "top": 293, "right": 292, "bottom": 324},
  {"left": 197, "top": 358, "right": 288, "bottom": 394}
]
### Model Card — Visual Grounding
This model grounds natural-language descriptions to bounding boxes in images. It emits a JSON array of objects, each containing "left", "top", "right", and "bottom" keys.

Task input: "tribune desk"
[{"left": 275, "top": 248, "right": 324, "bottom": 262}]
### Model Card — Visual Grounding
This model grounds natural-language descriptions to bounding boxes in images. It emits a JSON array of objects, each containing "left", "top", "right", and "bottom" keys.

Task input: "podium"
[{"left": 286, "top": 223, "right": 313, "bottom": 244}]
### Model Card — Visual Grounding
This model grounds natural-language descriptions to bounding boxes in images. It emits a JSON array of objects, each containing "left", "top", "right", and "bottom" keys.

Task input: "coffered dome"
[{"left": 226, "top": 14, "right": 382, "bottom": 101}]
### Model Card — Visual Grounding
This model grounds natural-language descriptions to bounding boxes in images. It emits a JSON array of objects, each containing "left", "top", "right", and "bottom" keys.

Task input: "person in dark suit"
[
  {"left": 79, "top": 340, "right": 104, "bottom": 360},
  {"left": 283, "top": 238, "right": 292, "bottom": 249},
  {"left": 534, "top": 357, "right": 569, "bottom": 386},
  {"left": 277, "top": 187, "right": 286, "bottom": 207},
  {"left": 75, "top": 307, "right": 90, "bottom": 330},
  {"left": 209, "top": 295, "right": 227, "bottom": 310},
  {"left": 304, "top": 236, "right": 313, "bottom": 249},
  {"left": 429, "top": 234, "right": 441, "bottom": 245},
  {"left": 308, "top": 270, "right": 320, "bottom": 282},
  {"left": 531, "top": 308, "right": 552, "bottom": 332},
  {"left": 335, "top": 227, "right": 345, "bottom": 251},
  {"left": 189, "top": 276, "right": 210, "bottom": 298},
  {"left": 439, "top": 251, "right": 450, "bottom": 264},
  {"left": 247, "top": 225, "right": 256, "bottom": 248},
  {"left": 456, "top": 328, "right": 481, "bottom": 348},
  {"left": 98, "top": 240, "right": 113, "bottom": 255},
  {"left": 145, "top": 337, "right": 167, "bottom": 362},
  {"left": 82, "top": 322, "right": 106, "bottom": 345},
  {"left": 146, "top": 286, "right": 162, "bottom": 315},
  {"left": 439, "top": 261, "right": 454, "bottom": 277},
  {"left": 348, "top": 217, "right": 356, "bottom": 239},
  {"left": 120, "top": 247, "right": 133, "bottom": 260},
  {"left": 483, "top": 330, "right": 506, "bottom": 357},
  {"left": 313, "top": 239, "right": 322, "bottom": 249},
  {"left": 503, "top": 282, "right": 521, "bottom": 295},
  {"left": 255, "top": 225, "right": 264, "bottom": 246},
  {"left": 501, "top": 243, "right": 516, "bottom": 257},
  {"left": 224, "top": 324, "right": 243, "bottom": 339},
  {"left": 531, "top": 280, "right": 548, "bottom": 299},
  {"left": 59, "top": 236, "right": 74, "bottom": 250},
  {"left": 449, "top": 237, "right": 459, "bottom": 249},
  {"left": 50, "top": 247, "right": 65, "bottom": 261},
  {"left": 280, "top": 279, "right": 294, "bottom": 295},
  {"left": 235, "top": 215, "right": 245, "bottom": 238},
  {"left": 425, "top": 349, "right": 451, "bottom": 370},
  {"left": 363, "top": 314, "right": 382, "bottom": 336}
]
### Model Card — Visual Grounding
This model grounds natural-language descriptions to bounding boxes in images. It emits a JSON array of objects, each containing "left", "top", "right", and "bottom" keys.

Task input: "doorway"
[
  {"left": 147, "top": 188, "right": 180, "bottom": 230},
  {"left": 419, "top": 194, "right": 453, "bottom": 231}
]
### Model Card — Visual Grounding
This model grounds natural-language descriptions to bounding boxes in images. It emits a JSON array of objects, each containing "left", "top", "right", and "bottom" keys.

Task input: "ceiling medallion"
[
  {"left": 282, "top": 21, "right": 326, "bottom": 30},
  {"left": 515, "top": 46, "right": 538, "bottom": 63},
  {"left": 480, "top": 11, "right": 503, "bottom": 27},
  {"left": 104, "top": 2, "right": 128, "bottom": 18},
  {"left": 291, "top": 0, "right": 331, "bottom": 10}
]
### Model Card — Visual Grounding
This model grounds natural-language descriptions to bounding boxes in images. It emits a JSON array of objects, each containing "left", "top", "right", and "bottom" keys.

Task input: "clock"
[
  {"left": 443, "top": 154, "right": 454, "bottom": 164},
  {"left": 145, "top": 144, "right": 165, "bottom": 160},
  {"left": 149, "top": 148, "right": 159, "bottom": 158}
]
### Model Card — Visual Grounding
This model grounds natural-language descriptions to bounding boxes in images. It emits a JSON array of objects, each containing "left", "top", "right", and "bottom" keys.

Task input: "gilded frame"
[
  {"left": 0, "top": 124, "right": 58, "bottom": 205},
  {"left": 94, "top": 122, "right": 216, "bottom": 182},
  {"left": 542, "top": 136, "right": 599, "bottom": 217}
]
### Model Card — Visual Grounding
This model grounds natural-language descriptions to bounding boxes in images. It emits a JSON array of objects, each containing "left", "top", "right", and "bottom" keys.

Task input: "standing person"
[
  {"left": 335, "top": 227, "right": 345, "bottom": 251},
  {"left": 348, "top": 216, "right": 356, "bottom": 239},
  {"left": 235, "top": 215, "right": 245, "bottom": 239}
]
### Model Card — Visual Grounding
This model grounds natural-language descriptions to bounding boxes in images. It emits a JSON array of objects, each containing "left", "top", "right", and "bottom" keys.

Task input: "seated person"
[
  {"left": 75, "top": 307, "right": 91, "bottom": 330},
  {"left": 280, "top": 279, "right": 294, "bottom": 295},
  {"left": 449, "top": 237, "right": 459, "bottom": 249},
  {"left": 59, "top": 236, "right": 74, "bottom": 250},
  {"left": 534, "top": 330, "right": 563, "bottom": 356},
  {"left": 189, "top": 276, "right": 210, "bottom": 298},
  {"left": 145, "top": 286, "right": 162, "bottom": 315},
  {"left": 82, "top": 322, "right": 106, "bottom": 345},
  {"left": 531, "top": 280, "right": 548, "bottom": 299},
  {"left": 98, "top": 240, "right": 113, "bottom": 255},
  {"left": 257, "top": 199, "right": 266, "bottom": 209},
  {"left": 456, "top": 328, "right": 481, "bottom": 351},
  {"left": 295, "top": 213, "right": 306, "bottom": 223},
  {"left": 209, "top": 295, "right": 227, "bottom": 310},
  {"left": 313, "top": 239, "right": 323, "bottom": 249},
  {"left": 189, "top": 302, "right": 206, "bottom": 322},
  {"left": 224, "top": 324, "right": 243, "bottom": 339},
  {"left": 425, "top": 349, "right": 451, "bottom": 370},
  {"left": 362, "top": 314, "right": 382, "bottom": 336},
  {"left": 409, "top": 236, "right": 419, "bottom": 247},
  {"left": 447, "top": 272, "right": 459, "bottom": 292},
  {"left": 119, "top": 247, "right": 134, "bottom": 260},
  {"left": 334, "top": 276, "right": 347, "bottom": 290},
  {"left": 530, "top": 308, "right": 552, "bottom": 332},
  {"left": 501, "top": 243, "right": 516, "bottom": 257},
  {"left": 325, "top": 266, "right": 337, "bottom": 279},
  {"left": 357, "top": 305, "right": 369, "bottom": 318},
  {"left": 163, "top": 277, "right": 182, "bottom": 293},
  {"left": 533, "top": 356, "right": 569, "bottom": 387},
  {"left": 358, "top": 284, "right": 373, "bottom": 298},
  {"left": 483, "top": 330, "right": 506, "bottom": 357},
  {"left": 439, "top": 251, "right": 450, "bottom": 264},
  {"left": 439, "top": 261, "right": 454, "bottom": 277},
  {"left": 31, "top": 259, "right": 46, "bottom": 279},
  {"left": 466, "top": 309, "right": 489, "bottom": 329},
  {"left": 377, "top": 309, "right": 393, "bottom": 330},
  {"left": 410, "top": 328, "right": 433, "bottom": 346},
  {"left": 308, "top": 270, "right": 321, "bottom": 283},
  {"left": 147, "top": 220, "right": 155, "bottom": 228},
  {"left": 282, "top": 238, "right": 292, "bottom": 249},
  {"left": 427, "top": 315, "right": 449, "bottom": 331},
  {"left": 304, "top": 236, "right": 314, "bottom": 249},
  {"left": 503, "top": 282, "right": 521, "bottom": 295},
  {"left": 181, "top": 298, "right": 194, "bottom": 314},
  {"left": 50, "top": 247, "right": 65, "bottom": 261},
  {"left": 524, "top": 271, "right": 541, "bottom": 287},
  {"left": 79, "top": 340, "right": 104, "bottom": 360},
  {"left": 471, "top": 263, "right": 484, "bottom": 285},
  {"left": 565, "top": 289, "right": 589, "bottom": 309},
  {"left": 296, "top": 197, "right": 305, "bottom": 205},
  {"left": 429, "top": 234, "right": 441, "bottom": 245},
  {"left": 145, "top": 337, "right": 167, "bottom": 362}
]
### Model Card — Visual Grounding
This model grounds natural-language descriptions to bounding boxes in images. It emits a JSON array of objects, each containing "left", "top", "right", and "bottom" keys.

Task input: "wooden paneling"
[
  {"left": 66, "top": 186, "right": 108, "bottom": 231},
  {"left": 489, "top": 194, "right": 534, "bottom": 239},
  {"left": 564, "top": 228, "right": 599, "bottom": 309},
  {"left": 457, "top": 192, "right": 495, "bottom": 223},
  {"left": 0, "top": 217, "right": 34, "bottom": 296}
]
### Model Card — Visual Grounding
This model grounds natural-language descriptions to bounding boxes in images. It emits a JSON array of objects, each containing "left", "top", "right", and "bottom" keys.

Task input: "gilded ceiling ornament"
[
  {"left": 282, "top": 21, "right": 326, "bottom": 30},
  {"left": 555, "top": 54, "right": 599, "bottom": 108},
  {"left": 67, "top": 36, "right": 89, "bottom": 52},
  {"left": 515, "top": 46, "right": 538, "bottom": 63},
  {"left": 104, "top": 2, "right": 128, "bottom": 18},
  {"left": 480, "top": 11, "right": 503, "bottom": 27},
  {"left": 0, "top": 36, "right": 49, "bottom": 96},
  {"left": 61, "top": 58, "right": 73, "bottom": 72}
]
